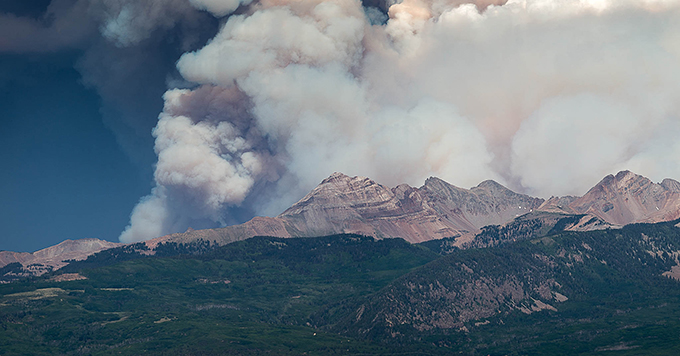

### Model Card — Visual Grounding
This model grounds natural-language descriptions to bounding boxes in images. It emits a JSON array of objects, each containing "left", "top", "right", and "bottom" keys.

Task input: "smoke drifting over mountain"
[{"left": 4, "top": 0, "right": 680, "bottom": 243}]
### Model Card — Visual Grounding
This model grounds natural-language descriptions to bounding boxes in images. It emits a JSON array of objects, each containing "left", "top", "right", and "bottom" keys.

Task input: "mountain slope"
[
  {"left": 5, "top": 223, "right": 680, "bottom": 355},
  {"left": 0, "top": 239, "right": 121, "bottom": 281},
  {"left": 565, "top": 170, "right": 680, "bottom": 225},
  {"left": 148, "top": 171, "right": 680, "bottom": 248},
  {"left": 0, "top": 234, "right": 440, "bottom": 355},
  {"left": 332, "top": 219, "right": 680, "bottom": 354},
  {"left": 151, "top": 172, "right": 545, "bottom": 246},
  {"left": 8, "top": 171, "right": 680, "bottom": 280}
]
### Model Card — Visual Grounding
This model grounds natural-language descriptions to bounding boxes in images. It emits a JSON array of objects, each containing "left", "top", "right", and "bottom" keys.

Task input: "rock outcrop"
[
  {"left": 0, "top": 251, "right": 33, "bottom": 268},
  {"left": 541, "top": 171, "right": 680, "bottom": 225},
  {"left": 279, "top": 173, "right": 544, "bottom": 242},
  {"left": 149, "top": 172, "right": 545, "bottom": 245},
  {"left": 151, "top": 171, "right": 680, "bottom": 247}
]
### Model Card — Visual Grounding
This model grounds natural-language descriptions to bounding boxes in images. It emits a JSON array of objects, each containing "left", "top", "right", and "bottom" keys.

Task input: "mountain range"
[
  {"left": 3, "top": 170, "right": 680, "bottom": 354},
  {"left": 149, "top": 170, "right": 680, "bottom": 246},
  {"left": 4, "top": 220, "right": 680, "bottom": 354},
  {"left": 3, "top": 170, "right": 680, "bottom": 281}
]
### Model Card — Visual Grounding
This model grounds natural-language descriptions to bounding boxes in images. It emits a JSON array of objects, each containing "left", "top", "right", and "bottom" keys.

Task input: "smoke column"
[
  {"left": 7, "top": 0, "right": 676, "bottom": 243},
  {"left": 8, "top": 0, "right": 675, "bottom": 243},
  {"left": 119, "top": 0, "right": 680, "bottom": 242}
]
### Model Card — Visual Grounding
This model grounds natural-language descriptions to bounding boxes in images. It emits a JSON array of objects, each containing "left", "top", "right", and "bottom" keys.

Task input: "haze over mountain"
[
  {"left": 148, "top": 170, "right": 680, "bottom": 247},
  {"left": 547, "top": 170, "right": 680, "bottom": 225},
  {"left": 4, "top": 170, "right": 680, "bottom": 281}
]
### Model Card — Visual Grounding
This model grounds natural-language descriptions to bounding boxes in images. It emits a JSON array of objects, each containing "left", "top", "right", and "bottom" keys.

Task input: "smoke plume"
[
  {"left": 4, "top": 0, "right": 680, "bottom": 243},
  {"left": 120, "top": 0, "right": 680, "bottom": 242}
]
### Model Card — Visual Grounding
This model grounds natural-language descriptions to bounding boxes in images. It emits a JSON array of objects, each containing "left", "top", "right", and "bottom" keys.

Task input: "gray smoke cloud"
[
  {"left": 0, "top": 0, "right": 94, "bottom": 52},
  {"left": 119, "top": 0, "right": 680, "bottom": 242},
  {"left": 4, "top": 0, "right": 680, "bottom": 243}
]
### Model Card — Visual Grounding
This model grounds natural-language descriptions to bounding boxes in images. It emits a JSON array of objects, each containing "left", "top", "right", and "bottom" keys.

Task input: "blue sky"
[
  {"left": 0, "top": 52, "right": 151, "bottom": 252},
  {"left": 0, "top": 0, "right": 216, "bottom": 251}
]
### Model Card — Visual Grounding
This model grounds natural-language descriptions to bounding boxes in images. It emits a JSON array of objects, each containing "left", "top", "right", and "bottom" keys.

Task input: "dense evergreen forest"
[{"left": 2, "top": 220, "right": 680, "bottom": 355}]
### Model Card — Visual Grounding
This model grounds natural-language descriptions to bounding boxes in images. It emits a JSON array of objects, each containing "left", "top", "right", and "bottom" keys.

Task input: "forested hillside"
[{"left": 2, "top": 221, "right": 680, "bottom": 355}]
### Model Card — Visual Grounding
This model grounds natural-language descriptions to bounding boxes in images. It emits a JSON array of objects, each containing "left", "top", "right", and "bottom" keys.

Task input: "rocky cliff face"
[
  {"left": 420, "top": 177, "right": 545, "bottom": 231},
  {"left": 150, "top": 171, "right": 680, "bottom": 247},
  {"left": 278, "top": 173, "right": 453, "bottom": 242},
  {"left": 555, "top": 171, "right": 680, "bottom": 225},
  {"left": 0, "top": 251, "right": 33, "bottom": 269},
  {"left": 151, "top": 172, "right": 545, "bottom": 245},
  {"left": 279, "top": 173, "right": 544, "bottom": 243}
]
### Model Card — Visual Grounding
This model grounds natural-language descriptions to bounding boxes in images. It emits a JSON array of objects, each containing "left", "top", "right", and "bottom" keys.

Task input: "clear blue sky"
[
  {"left": 0, "top": 1, "right": 218, "bottom": 252},
  {"left": 0, "top": 52, "right": 151, "bottom": 252}
]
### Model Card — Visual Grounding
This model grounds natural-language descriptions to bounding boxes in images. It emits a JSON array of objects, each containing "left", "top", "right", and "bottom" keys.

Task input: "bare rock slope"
[
  {"left": 5, "top": 170, "right": 680, "bottom": 280},
  {"left": 279, "top": 173, "right": 544, "bottom": 242},
  {"left": 6, "top": 171, "right": 679, "bottom": 282},
  {"left": 151, "top": 172, "right": 544, "bottom": 245},
  {"left": 1, "top": 238, "right": 122, "bottom": 279},
  {"left": 538, "top": 171, "right": 680, "bottom": 225},
  {"left": 154, "top": 171, "right": 680, "bottom": 247}
]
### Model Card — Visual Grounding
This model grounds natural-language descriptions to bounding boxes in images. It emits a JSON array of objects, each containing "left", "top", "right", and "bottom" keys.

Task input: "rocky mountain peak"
[
  {"left": 422, "top": 176, "right": 463, "bottom": 192},
  {"left": 592, "top": 170, "right": 650, "bottom": 191},
  {"left": 305, "top": 172, "right": 391, "bottom": 201},
  {"left": 282, "top": 173, "right": 391, "bottom": 216},
  {"left": 476, "top": 179, "right": 505, "bottom": 189},
  {"left": 474, "top": 180, "right": 513, "bottom": 196},
  {"left": 661, "top": 178, "right": 680, "bottom": 192},
  {"left": 615, "top": 170, "right": 651, "bottom": 188},
  {"left": 320, "top": 171, "right": 353, "bottom": 185},
  {"left": 140, "top": 171, "right": 680, "bottom": 249},
  {"left": 273, "top": 172, "right": 546, "bottom": 243},
  {"left": 566, "top": 170, "right": 680, "bottom": 225},
  {"left": 615, "top": 169, "right": 634, "bottom": 179}
]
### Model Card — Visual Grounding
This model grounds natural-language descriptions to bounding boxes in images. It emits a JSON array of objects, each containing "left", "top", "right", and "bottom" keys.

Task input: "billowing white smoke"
[
  {"left": 120, "top": 0, "right": 680, "bottom": 242},
  {"left": 189, "top": 0, "right": 254, "bottom": 17}
]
